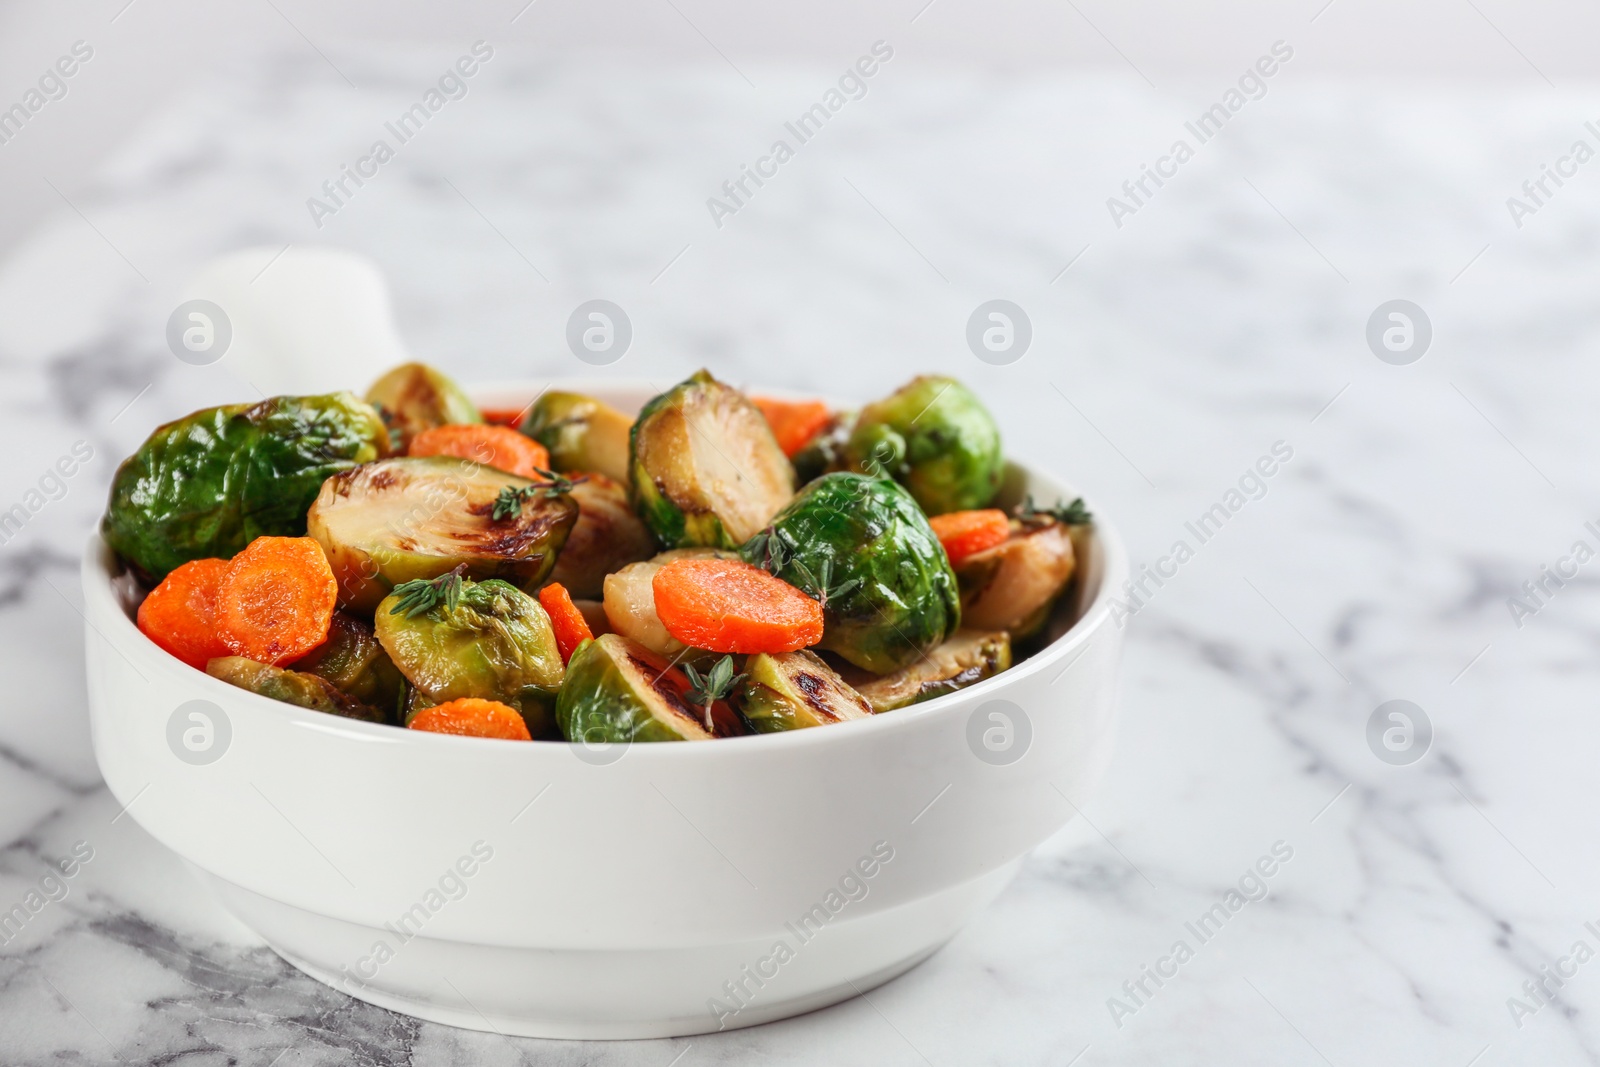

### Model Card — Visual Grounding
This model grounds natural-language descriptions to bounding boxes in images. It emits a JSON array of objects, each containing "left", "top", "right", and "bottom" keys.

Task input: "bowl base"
[
  {"left": 274, "top": 939, "right": 947, "bottom": 1039},
  {"left": 196, "top": 859, "right": 1022, "bottom": 1040}
]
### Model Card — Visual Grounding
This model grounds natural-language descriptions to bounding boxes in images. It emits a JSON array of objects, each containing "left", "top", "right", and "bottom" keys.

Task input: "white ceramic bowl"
[{"left": 82, "top": 381, "right": 1129, "bottom": 1039}]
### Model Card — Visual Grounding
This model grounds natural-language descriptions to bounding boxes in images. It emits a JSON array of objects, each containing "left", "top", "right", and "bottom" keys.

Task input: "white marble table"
[{"left": 2, "top": 43, "right": 1599, "bottom": 1066}]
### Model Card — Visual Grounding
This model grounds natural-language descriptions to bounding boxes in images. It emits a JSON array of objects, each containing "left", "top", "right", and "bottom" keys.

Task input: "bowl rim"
[{"left": 85, "top": 378, "right": 1130, "bottom": 759}]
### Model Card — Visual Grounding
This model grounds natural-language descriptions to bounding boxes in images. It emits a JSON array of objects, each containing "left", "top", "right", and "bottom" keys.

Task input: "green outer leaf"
[
  {"left": 206, "top": 656, "right": 386, "bottom": 723},
  {"left": 742, "top": 472, "right": 961, "bottom": 674},
  {"left": 102, "top": 392, "right": 387, "bottom": 581},
  {"left": 556, "top": 633, "right": 725, "bottom": 743},
  {"left": 374, "top": 578, "right": 564, "bottom": 737},
  {"left": 843, "top": 376, "right": 1003, "bottom": 515},
  {"left": 294, "top": 613, "right": 406, "bottom": 716}
]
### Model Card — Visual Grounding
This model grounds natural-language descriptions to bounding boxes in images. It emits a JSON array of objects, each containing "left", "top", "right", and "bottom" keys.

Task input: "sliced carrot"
[
  {"left": 216, "top": 537, "right": 338, "bottom": 666},
  {"left": 538, "top": 582, "right": 593, "bottom": 664},
  {"left": 137, "top": 558, "right": 232, "bottom": 669},
  {"left": 409, "top": 424, "right": 550, "bottom": 479},
  {"left": 652, "top": 558, "right": 824, "bottom": 654},
  {"left": 480, "top": 406, "right": 528, "bottom": 427},
  {"left": 752, "top": 396, "right": 832, "bottom": 457},
  {"left": 929, "top": 509, "right": 1011, "bottom": 567},
  {"left": 409, "top": 698, "right": 532, "bottom": 740}
]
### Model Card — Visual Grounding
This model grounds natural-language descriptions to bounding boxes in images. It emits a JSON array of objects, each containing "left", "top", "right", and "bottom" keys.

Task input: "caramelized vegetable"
[
  {"left": 739, "top": 650, "right": 873, "bottom": 732},
  {"left": 102, "top": 393, "right": 387, "bottom": 581},
  {"left": 538, "top": 583, "right": 593, "bottom": 664},
  {"left": 752, "top": 396, "right": 833, "bottom": 458},
  {"left": 542, "top": 473, "right": 654, "bottom": 598},
  {"left": 555, "top": 633, "right": 742, "bottom": 743},
  {"left": 519, "top": 391, "right": 634, "bottom": 483},
  {"left": 409, "top": 424, "right": 550, "bottom": 479},
  {"left": 956, "top": 520, "right": 1076, "bottom": 637},
  {"left": 216, "top": 537, "right": 338, "bottom": 666},
  {"left": 652, "top": 558, "right": 823, "bottom": 654},
  {"left": 306, "top": 456, "right": 578, "bottom": 614},
  {"left": 844, "top": 630, "right": 1011, "bottom": 712},
  {"left": 601, "top": 548, "right": 735, "bottom": 659},
  {"left": 928, "top": 509, "right": 1011, "bottom": 567},
  {"left": 630, "top": 370, "right": 794, "bottom": 548},
  {"left": 408, "top": 698, "right": 532, "bottom": 740},
  {"left": 293, "top": 613, "right": 406, "bottom": 710},
  {"left": 375, "top": 576, "right": 564, "bottom": 737},
  {"left": 136, "top": 558, "right": 231, "bottom": 669},
  {"left": 207, "top": 656, "right": 385, "bottom": 722},
  {"left": 844, "top": 376, "right": 1002, "bottom": 515},
  {"left": 365, "top": 362, "right": 481, "bottom": 451}
]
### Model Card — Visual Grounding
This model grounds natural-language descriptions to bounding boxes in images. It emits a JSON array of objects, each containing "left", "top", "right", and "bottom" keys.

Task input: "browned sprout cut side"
[{"left": 307, "top": 456, "right": 577, "bottom": 614}]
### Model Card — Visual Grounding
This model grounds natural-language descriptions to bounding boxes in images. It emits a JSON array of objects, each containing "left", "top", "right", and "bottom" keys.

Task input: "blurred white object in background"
[{"left": 182, "top": 246, "right": 407, "bottom": 396}]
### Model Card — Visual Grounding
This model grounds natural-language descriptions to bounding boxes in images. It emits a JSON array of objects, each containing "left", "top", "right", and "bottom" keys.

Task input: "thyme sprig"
[
  {"left": 389, "top": 565, "right": 467, "bottom": 618},
  {"left": 1018, "top": 495, "right": 1092, "bottom": 527},
  {"left": 683, "top": 655, "right": 746, "bottom": 732},
  {"left": 788, "top": 554, "right": 861, "bottom": 610},
  {"left": 747, "top": 524, "right": 793, "bottom": 574},
  {"left": 492, "top": 468, "right": 588, "bottom": 521}
]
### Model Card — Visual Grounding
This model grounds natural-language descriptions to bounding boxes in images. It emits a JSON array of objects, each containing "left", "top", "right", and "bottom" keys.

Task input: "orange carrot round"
[
  {"left": 137, "top": 558, "right": 232, "bottom": 669},
  {"left": 929, "top": 509, "right": 1011, "bottom": 567},
  {"left": 752, "top": 396, "right": 832, "bottom": 457},
  {"left": 216, "top": 537, "right": 338, "bottom": 666},
  {"left": 408, "top": 424, "right": 550, "bottom": 479},
  {"left": 652, "top": 558, "right": 824, "bottom": 654},
  {"left": 408, "top": 698, "right": 532, "bottom": 740},
  {"left": 538, "top": 582, "right": 593, "bottom": 664}
]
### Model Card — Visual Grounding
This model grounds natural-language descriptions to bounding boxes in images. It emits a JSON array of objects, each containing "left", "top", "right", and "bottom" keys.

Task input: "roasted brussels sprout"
[
  {"left": 790, "top": 410, "right": 854, "bottom": 486},
  {"left": 743, "top": 473, "right": 959, "bottom": 674},
  {"left": 542, "top": 474, "right": 655, "bottom": 599},
  {"left": 556, "top": 633, "right": 742, "bottom": 743},
  {"left": 374, "top": 576, "right": 564, "bottom": 737},
  {"left": 307, "top": 456, "right": 578, "bottom": 614},
  {"left": 739, "top": 650, "right": 873, "bottom": 732},
  {"left": 519, "top": 391, "right": 633, "bottom": 484},
  {"left": 957, "top": 520, "right": 1076, "bottom": 637},
  {"left": 601, "top": 548, "right": 733, "bottom": 659},
  {"left": 102, "top": 393, "right": 387, "bottom": 582},
  {"left": 630, "top": 370, "right": 794, "bottom": 548},
  {"left": 841, "top": 630, "right": 1011, "bottom": 712},
  {"left": 365, "top": 362, "right": 481, "bottom": 451},
  {"left": 206, "top": 656, "right": 386, "bottom": 722},
  {"left": 844, "top": 376, "right": 1002, "bottom": 515},
  {"left": 293, "top": 613, "right": 406, "bottom": 711}
]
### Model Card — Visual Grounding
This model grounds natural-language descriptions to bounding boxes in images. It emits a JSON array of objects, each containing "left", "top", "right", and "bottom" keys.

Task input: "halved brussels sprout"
[
  {"left": 740, "top": 650, "right": 873, "bottom": 732},
  {"left": 601, "top": 548, "right": 735, "bottom": 659},
  {"left": 556, "top": 633, "right": 742, "bottom": 743},
  {"left": 844, "top": 376, "right": 1002, "bottom": 516},
  {"left": 207, "top": 656, "right": 386, "bottom": 722},
  {"left": 543, "top": 474, "right": 655, "bottom": 599},
  {"left": 957, "top": 520, "right": 1076, "bottom": 637},
  {"left": 102, "top": 393, "right": 388, "bottom": 582},
  {"left": 374, "top": 576, "right": 564, "bottom": 738},
  {"left": 519, "top": 391, "right": 634, "bottom": 484},
  {"left": 630, "top": 370, "right": 794, "bottom": 548},
  {"left": 743, "top": 473, "right": 959, "bottom": 674},
  {"left": 307, "top": 456, "right": 578, "bottom": 614},
  {"left": 842, "top": 630, "right": 1011, "bottom": 712},
  {"left": 365, "top": 362, "right": 481, "bottom": 451},
  {"left": 293, "top": 613, "right": 406, "bottom": 712}
]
